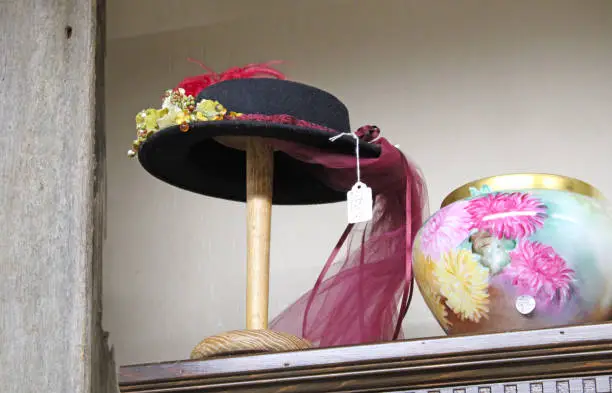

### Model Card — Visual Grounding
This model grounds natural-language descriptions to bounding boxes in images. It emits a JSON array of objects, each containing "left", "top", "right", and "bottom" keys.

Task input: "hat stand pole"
[
  {"left": 190, "top": 137, "right": 311, "bottom": 359},
  {"left": 245, "top": 137, "right": 273, "bottom": 330}
]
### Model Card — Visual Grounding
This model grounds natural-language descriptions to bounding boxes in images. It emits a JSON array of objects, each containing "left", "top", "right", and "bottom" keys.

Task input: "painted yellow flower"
[
  {"left": 435, "top": 249, "right": 490, "bottom": 323},
  {"left": 413, "top": 250, "right": 451, "bottom": 329}
]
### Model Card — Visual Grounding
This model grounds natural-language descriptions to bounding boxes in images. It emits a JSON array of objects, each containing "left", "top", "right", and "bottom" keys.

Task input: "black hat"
[{"left": 129, "top": 75, "right": 381, "bottom": 205}]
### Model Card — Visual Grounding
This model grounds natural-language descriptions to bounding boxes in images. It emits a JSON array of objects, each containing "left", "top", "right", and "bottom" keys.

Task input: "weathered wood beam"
[{"left": 0, "top": 1, "right": 116, "bottom": 392}]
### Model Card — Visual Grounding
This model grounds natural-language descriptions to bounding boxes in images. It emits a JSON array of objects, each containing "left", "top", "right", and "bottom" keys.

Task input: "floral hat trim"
[
  {"left": 129, "top": 61, "right": 293, "bottom": 158},
  {"left": 127, "top": 86, "right": 350, "bottom": 158},
  {"left": 128, "top": 87, "right": 242, "bottom": 157}
]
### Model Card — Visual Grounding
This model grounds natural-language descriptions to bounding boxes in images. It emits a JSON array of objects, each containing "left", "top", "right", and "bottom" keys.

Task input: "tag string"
[{"left": 329, "top": 132, "right": 361, "bottom": 183}]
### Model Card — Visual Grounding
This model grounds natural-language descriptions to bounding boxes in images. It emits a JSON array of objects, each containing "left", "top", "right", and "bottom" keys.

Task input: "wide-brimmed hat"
[
  {"left": 127, "top": 62, "right": 430, "bottom": 349},
  {"left": 128, "top": 62, "right": 381, "bottom": 205}
]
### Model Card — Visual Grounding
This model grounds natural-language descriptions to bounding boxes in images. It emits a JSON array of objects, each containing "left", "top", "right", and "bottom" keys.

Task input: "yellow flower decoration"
[
  {"left": 136, "top": 108, "right": 167, "bottom": 131},
  {"left": 435, "top": 249, "right": 490, "bottom": 323},
  {"left": 156, "top": 106, "right": 181, "bottom": 129},
  {"left": 195, "top": 112, "right": 209, "bottom": 122},
  {"left": 413, "top": 250, "right": 451, "bottom": 329},
  {"left": 128, "top": 88, "right": 243, "bottom": 158},
  {"left": 175, "top": 110, "right": 190, "bottom": 125},
  {"left": 196, "top": 99, "right": 227, "bottom": 120}
]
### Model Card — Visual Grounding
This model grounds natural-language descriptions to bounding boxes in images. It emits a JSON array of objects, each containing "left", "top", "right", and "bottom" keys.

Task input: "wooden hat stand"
[{"left": 190, "top": 137, "right": 312, "bottom": 359}]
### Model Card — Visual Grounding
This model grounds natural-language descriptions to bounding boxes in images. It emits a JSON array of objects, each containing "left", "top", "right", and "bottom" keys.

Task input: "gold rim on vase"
[{"left": 441, "top": 173, "right": 604, "bottom": 208}]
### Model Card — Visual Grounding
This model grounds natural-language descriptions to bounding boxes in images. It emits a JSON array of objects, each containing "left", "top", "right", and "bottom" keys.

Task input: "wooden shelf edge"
[{"left": 119, "top": 322, "right": 612, "bottom": 392}]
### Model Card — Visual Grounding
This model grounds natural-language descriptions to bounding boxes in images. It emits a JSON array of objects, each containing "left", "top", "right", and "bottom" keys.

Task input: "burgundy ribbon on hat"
[{"left": 267, "top": 133, "right": 428, "bottom": 347}]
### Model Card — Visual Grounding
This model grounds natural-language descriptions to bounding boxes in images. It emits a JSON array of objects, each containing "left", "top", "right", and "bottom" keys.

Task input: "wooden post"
[
  {"left": 0, "top": 1, "right": 117, "bottom": 392},
  {"left": 245, "top": 138, "right": 274, "bottom": 330}
]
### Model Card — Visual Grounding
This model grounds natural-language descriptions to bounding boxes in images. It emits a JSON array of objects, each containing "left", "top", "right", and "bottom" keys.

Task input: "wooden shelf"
[{"left": 119, "top": 322, "right": 612, "bottom": 392}]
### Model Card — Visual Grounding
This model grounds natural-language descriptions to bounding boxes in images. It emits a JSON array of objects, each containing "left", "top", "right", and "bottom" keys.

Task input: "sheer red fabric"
[
  {"left": 173, "top": 63, "right": 429, "bottom": 348},
  {"left": 266, "top": 132, "right": 429, "bottom": 347}
]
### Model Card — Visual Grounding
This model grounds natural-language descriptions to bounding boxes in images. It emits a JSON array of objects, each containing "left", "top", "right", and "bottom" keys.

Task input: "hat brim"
[{"left": 137, "top": 120, "right": 381, "bottom": 205}]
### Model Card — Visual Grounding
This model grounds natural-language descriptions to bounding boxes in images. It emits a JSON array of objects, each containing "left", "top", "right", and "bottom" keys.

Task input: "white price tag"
[{"left": 347, "top": 181, "right": 373, "bottom": 224}]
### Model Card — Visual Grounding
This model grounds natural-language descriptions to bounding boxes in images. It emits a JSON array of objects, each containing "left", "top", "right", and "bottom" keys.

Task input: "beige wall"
[{"left": 103, "top": 0, "right": 612, "bottom": 366}]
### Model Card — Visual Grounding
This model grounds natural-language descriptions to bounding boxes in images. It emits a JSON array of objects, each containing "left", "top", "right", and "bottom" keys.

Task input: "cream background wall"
[{"left": 103, "top": 0, "right": 612, "bottom": 366}]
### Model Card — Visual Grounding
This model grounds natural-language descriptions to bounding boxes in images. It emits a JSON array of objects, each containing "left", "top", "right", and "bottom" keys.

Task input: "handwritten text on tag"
[{"left": 347, "top": 181, "right": 373, "bottom": 224}]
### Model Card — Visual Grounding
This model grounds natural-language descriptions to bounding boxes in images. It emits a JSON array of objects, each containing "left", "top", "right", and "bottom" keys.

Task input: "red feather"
[{"left": 175, "top": 59, "right": 286, "bottom": 98}]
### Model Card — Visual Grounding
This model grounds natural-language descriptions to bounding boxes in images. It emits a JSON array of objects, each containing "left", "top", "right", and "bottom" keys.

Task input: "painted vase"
[{"left": 413, "top": 173, "right": 612, "bottom": 335}]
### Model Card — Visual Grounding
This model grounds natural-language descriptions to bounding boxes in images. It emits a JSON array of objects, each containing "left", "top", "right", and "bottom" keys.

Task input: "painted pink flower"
[
  {"left": 466, "top": 192, "right": 547, "bottom": 239},
  {"left": 419, "top": 201, "right": 473, "bottom": 259},
  {"left": 503, "top": 240, "right": 575, "bottom": 306}
]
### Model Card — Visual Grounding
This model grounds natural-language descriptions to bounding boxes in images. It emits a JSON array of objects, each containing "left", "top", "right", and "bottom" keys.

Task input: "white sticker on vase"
[{"left": 515, "top": 295, "right": 536, "bottom": 315}]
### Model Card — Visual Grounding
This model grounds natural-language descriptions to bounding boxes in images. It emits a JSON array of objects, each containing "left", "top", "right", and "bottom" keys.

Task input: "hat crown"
[{"left": 196, "top": 78, "right": 351, "bottom": 132}]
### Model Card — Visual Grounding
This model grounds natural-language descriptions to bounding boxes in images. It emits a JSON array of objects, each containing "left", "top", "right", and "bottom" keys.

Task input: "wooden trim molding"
[{"left": 119, "top": 322, "right": 612, "bottom": 392}]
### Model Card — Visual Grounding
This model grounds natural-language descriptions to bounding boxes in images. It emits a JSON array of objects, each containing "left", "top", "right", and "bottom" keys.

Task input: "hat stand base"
[
  {"left": 190, "top": 329, "right": 311, "bottom": 360},
  {"left": 190, "top": 137, "right": 312, "bottom": 360}
]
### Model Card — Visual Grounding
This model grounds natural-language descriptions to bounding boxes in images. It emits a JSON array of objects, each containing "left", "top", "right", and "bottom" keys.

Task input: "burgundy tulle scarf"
[
  {"left": 176, "top": 61, "right": 429, "bottom": 348},
  {"left": 267, "top": 135, "right": 428, "bottom": 347}
]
